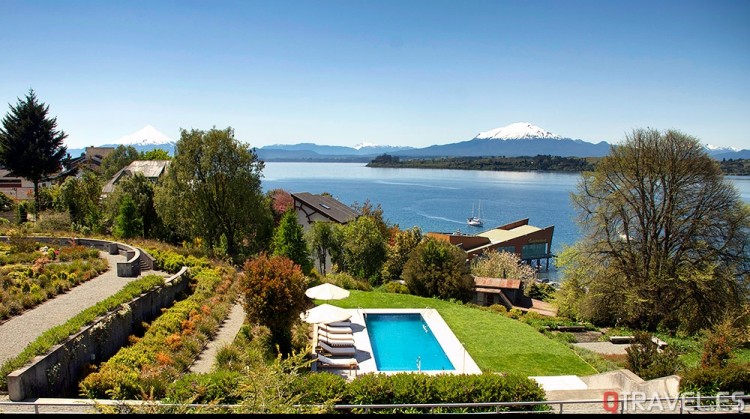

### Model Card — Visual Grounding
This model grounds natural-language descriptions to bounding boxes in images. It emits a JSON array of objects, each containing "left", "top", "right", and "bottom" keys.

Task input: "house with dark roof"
[
  {"left": 291, "top": 192, "right": 359, "bottom": 274},
  {"left": 101, "top": 160, "right": 170, "bottom": 198},
  {"left": 291, "top": 192, "right": 359, "bottom": 229}
]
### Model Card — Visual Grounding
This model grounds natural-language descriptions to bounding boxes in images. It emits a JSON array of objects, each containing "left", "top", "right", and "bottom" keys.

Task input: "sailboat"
[{"left": 467, "top": 201, "right": 483, "bottom": 227}]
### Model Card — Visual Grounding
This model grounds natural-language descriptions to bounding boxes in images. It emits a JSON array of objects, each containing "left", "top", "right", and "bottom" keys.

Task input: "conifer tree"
[
  {"left": 0, "top": 89, "right": 68, "bottom": 216},
  {"left": 272, "top": 208, "right": 312, "bottom": 274}
]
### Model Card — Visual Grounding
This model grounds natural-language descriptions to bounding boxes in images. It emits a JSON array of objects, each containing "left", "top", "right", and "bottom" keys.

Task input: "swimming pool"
[{"left": 365, "top": 313, "right": 455, "bottom": 371}]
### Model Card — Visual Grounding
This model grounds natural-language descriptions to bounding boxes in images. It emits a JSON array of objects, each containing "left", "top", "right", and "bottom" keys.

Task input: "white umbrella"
[
  {"left": 302, "top": 303, "right": 352, "bottom": 324},
  {"left": 305, "top": 283, "right": 350, "bottom": 300}
]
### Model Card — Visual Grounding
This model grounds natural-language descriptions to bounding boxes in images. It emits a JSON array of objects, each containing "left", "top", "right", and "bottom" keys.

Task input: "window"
[{"left": 521, "top": 243, "right": 547, "bottom": 259}]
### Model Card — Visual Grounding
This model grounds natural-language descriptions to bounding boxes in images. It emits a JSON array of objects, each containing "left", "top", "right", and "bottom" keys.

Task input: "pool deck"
[{"left": 313, "top": 308, "right": 481, "bottom": 380}]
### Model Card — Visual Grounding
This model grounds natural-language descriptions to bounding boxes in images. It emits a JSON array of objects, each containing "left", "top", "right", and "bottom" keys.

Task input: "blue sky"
[{"left": 1, "top": 0, "right": 749, "bottom": 150}]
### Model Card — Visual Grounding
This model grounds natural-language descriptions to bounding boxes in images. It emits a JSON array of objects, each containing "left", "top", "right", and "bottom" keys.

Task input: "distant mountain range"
[{"left": 66, "top": 122, "right": 749, "bottom": 162}]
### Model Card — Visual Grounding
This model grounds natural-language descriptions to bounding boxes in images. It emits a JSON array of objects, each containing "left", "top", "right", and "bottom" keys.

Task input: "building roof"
[
  {"left": 473, "top": 276, "right": 522, "bottom": 290},
  {"left": 478, "top": 224, "right": 541, "bottom": 243},
  {"left": 291, "top": 192, "right": 359, "bottom": 224},
  {"left": 102, "top": 160, "right": 170, "bottom": 195}
]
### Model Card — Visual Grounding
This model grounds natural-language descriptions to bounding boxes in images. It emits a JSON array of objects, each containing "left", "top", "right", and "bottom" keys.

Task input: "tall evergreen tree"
[
  {"left": 0, "top": 89, "right": 68, "bottom": 216},
  {"left": 272, "top": 208, "right": 312, "bottom": 274}
]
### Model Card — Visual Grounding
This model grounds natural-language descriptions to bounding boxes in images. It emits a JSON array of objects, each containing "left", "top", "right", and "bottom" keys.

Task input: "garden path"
[
  {"left": 188, "top": 301, "right": 245, "bottom": 374},
  {"left": 0, "top": 251, "right": 170, "bottom": 367}
]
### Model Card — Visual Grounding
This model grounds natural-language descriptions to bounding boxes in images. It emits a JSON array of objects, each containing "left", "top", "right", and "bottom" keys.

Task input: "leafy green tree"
[
  {"left": 272, "top": 208, "right": 312, "bottom": 274},
  {"left": 112, "top": 195, "right": 143, "bottom": 239},
  {"left": 340, "top": 215, "right": 387, "bottom": 284},
  {"left": 0, "top": 89, "right": 68, "bottom": 217},
  {"left": 57, "top": 171, "right": 103, "bottom": 232},
  {"left": 103, "top": 173, "right": 163, "bottom": 239},
  {"left": 241, "top": 253, "right": 309, "bottom": 356},
  {"left": 351, "top": 199, "right": 392, "bottom": 239},
  {"left": 139, "top": 148, "right": 171, "bottom": 160},
  {"left": 154, "top": 127, "right": 273, "bottom": 262},
  {"left": 304, "top": 221, "right": 339, "bottom": 275},
  {"left": 569, "top": 128, "right": 750, "bottom": 333},
  {"left": 402, "top": 237, "right": 474, "bottom": 302},
  {"left": 99, "top": 145, "right": 139, "bottom": 180},
  {"left": 381, "top": 226, "right": 422, "bottom": 282}
]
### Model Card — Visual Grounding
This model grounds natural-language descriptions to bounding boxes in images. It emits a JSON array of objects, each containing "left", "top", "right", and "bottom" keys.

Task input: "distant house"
[
  {"left": 473, "top": 276, "right": 524, "bottom": 309},
  {"left": 101, "top": 160, "right": 170, "bottom": 198},
  {"left": 78, "top": 146, "right": 115, "bottom": 174},
  {"left": 291, "top": 192, "right": 360, "bottom": 273},
  {"left": 0, "top": 168, "right": 51, "bottom": 201},
  {"left": 427, "top": 218, "right": 554, "bottom": 270},
  {"left": 291, "top": 192, "right": 359, "bottom": 230}
]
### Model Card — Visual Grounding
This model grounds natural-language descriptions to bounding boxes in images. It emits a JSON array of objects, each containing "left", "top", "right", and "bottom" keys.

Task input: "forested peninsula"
[{"left": 367, "top": 154, "right": 750, "bottom": 175}]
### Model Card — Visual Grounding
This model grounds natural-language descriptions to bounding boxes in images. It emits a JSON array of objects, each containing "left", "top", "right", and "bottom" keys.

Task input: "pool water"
[{"left": 365, "top": 313, "right": 455, "bottom": 371}]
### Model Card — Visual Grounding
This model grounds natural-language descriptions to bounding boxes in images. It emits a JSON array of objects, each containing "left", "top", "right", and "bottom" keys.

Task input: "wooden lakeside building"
[{"left": 427, "top": 218, "right": 555, "bottom": 271}]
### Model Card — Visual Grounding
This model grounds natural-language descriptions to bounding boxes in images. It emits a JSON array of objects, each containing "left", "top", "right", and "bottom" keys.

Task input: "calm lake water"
[{"left": 261, "top": 162, "right": 750, "bottom": 279}]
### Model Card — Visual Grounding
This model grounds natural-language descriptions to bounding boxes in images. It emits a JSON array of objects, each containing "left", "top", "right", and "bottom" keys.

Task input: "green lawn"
[{"left": 324, "top": 290, "right": 598, "bottom": 377}]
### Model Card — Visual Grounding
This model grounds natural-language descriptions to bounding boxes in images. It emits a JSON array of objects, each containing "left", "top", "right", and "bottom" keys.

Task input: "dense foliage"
[
  {"left": 562, "top": 128, "right": 750, "bottom": 333},
  {"left": 0, "top": 242, "right": 107, "bottom": 321},
  {"left": 154, "top": 127, "right": 273, "bottom": 262},
  {"left": 402, "top": 237, "right": 474, "bottom": 302},
  {"left": 340, "top": 215, "right": 387, "bottom": 284},
  {"left": 368, "top": 154, "right": 596, "bottom": 172},
  {"left": 0, "top": 89, "right": 68, "bottom": 216},
  {"left": 240, "top": 253, "right": 309, "bottom": 355},
  {"left": 271, "top": 208, "right": 312, "bottom": 274},
  {"left": 381, "top": 226, "right": 422, "bottom": 282},
  {"left": 294, "top": 371, "right": 548, "bottom": 413},
  {"left": 79, "top": 259, "right": 237, "bottom": 399}
]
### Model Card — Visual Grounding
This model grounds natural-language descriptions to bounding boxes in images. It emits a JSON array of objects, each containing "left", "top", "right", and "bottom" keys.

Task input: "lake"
[{"left": 261, "top": 162, "right": 750, "bottom": 280}]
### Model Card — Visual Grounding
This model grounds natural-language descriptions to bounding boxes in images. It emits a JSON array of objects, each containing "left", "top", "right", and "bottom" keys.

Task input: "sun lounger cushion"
[
  {"left": 318, "top": 333, "right": 354, "bottom": 347},
  {"left": 317, "top": 341, "right": 356, "bottom": 356},
  {"left": 318, "top": 324, "right": 353, "bottom": 334},
  {"left": 317, "top": 353, "right": 358, "bottom": 368}
]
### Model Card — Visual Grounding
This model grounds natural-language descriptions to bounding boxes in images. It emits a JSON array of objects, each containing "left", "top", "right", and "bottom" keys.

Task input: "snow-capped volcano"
[
  {"left": 353, "top": 142, "right": 377, "bottom": 150},
  {"left": 474, "top": 122, "right": 562, "bottom": 140},
  {"left": 113, "top": 125, "right": 174, "bottom": 146},
  {"left": 705, "top": 144, "right": 740, "bottom": 152}
]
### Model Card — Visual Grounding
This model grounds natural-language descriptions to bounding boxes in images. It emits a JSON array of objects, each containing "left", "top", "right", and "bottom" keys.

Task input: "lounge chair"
[
  {"left": 326, "top": 320, "right": 351, "bottom": 328},
  {"left": 316, "top": 353, "right": 358, "bottom": 369},
  {"left": 318, "top": 332, "right": 355, "bottom": 347},
  {"left": 318, "top": 324, "right": 353, "bottom": 334},
  {"left": 317, "top": 340, "right": 356, "bottom": 356}
]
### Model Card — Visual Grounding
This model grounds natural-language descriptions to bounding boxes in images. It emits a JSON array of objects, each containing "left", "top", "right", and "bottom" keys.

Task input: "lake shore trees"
[{"left": 559, "top": 128, "right": 750, "bottom": 333}]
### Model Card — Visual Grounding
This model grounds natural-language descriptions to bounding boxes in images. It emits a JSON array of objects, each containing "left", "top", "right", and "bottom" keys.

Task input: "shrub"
[
  {"left": 33, "top": 211, "right": 72, "bottom": 232},
  {"left": 488, "top": 304, "right": 508, "bottom": 314},
  {"left": 321, "top": 271, "right": 372, "bottom": 291},
  {"left": 292, "top": 372, "right": 347, "bottom": 405},
  {"left": 625, "top": 331, "right": 683, "bottom": 380},
  {"left": 680, "top": 363, "right": 750, "bottom": 395},
  {"left": 507, "top": 308, "right": 523, "bottom": 320},
  {"left": 335, "top": 372, "right": 547, "bottom": 413},
  {"left": 383, "top": 281, "right": 409, "bottom": 294},
  {"left": 165, "top": 370, "right": 246, "bottom": 404}
]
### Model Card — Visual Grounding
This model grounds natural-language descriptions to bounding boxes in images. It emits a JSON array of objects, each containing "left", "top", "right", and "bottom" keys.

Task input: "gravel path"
[
  {"left": 0, "top": 251, "right": 170, "bottom": 367},
  {"left": 188, "top": 302, "right": 246, "bottom": 374},
  {"left": 573, "top": 341, "right": 631, "bottom": 355}
]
